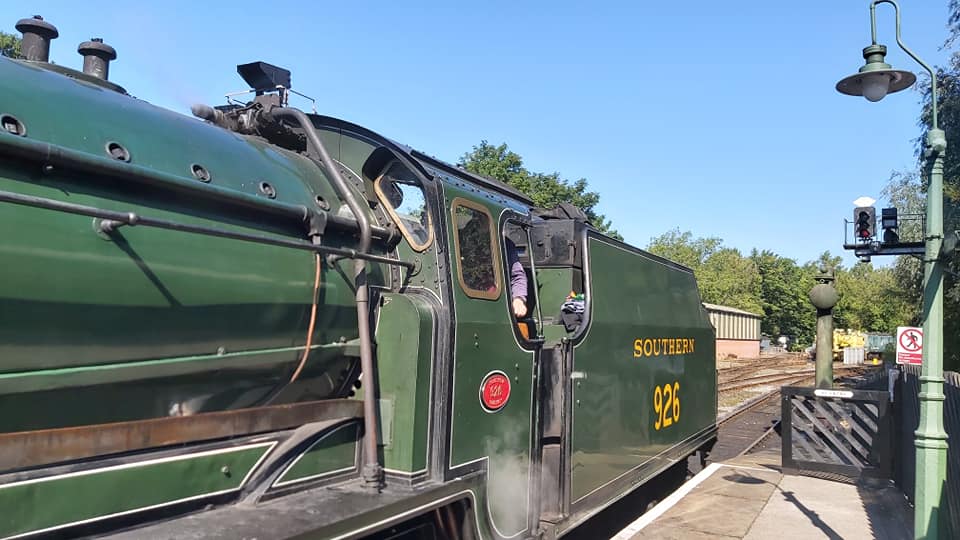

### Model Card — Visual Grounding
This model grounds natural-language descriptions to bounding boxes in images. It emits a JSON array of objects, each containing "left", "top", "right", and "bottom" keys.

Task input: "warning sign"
[{"left": 896, "top": 326, "right": 923, "bottom": 365}]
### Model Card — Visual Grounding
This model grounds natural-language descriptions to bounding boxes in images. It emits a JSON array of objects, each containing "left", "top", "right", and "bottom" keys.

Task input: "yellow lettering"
[
  {"left": 653, "top": 380, "right": 682, "bottom": 430},
  {"left": 632, "top": 337, "right": 696, "bottom": 358}
]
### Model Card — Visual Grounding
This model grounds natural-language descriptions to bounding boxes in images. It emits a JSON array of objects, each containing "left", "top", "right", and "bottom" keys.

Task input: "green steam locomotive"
[{"left": 0, "top": 15, "right": 717, "bottom": 539}]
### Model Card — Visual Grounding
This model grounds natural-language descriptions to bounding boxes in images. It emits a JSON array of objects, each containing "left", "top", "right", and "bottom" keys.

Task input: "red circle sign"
[
  {"left": 900, "top": 329, "right": 923, "bottom": 352},
  {"left": 479, "top": 371, "right": 511, "bottom": 412}
]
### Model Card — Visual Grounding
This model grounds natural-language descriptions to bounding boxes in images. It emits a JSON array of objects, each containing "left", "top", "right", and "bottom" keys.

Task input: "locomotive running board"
[{"left": 0, "top": 399, "right": 363, "bottom": 471}]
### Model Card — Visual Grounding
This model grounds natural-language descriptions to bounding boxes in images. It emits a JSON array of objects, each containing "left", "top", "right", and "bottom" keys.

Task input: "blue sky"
[{"left": 4, "top": 1, "right": 954, "bottom": 266}]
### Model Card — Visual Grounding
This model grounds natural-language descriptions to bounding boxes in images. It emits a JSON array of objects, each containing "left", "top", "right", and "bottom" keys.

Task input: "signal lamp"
[
  {"left": 854, "top": 206, "right": 876, "bottom": 241},
  {"left": 881, "top": 207, "right": 899, "bottom": 244},
  {"left": 881, "top": 207, "right": 898, "bottom": 229}
]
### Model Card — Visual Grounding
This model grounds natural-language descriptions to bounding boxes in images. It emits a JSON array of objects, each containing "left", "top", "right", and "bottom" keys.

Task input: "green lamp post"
[{"left": 836, "top": 1, "right": 948, "bottom": 538}]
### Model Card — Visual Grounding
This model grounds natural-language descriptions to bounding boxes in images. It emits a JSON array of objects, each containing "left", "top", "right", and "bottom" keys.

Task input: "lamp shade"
[{"left": 836, "top": 68, "right": 916, "bottom": 100}]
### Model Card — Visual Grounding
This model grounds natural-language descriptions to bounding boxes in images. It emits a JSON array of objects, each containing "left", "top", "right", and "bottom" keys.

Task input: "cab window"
[
  {"left": 503, "top": 220, "right": 542, "bottom": 342},
  {"left": 374, "top": 162, "right": 433, "bottom": 251},
  {"left": 451, "top": 198, "right": 501, "bottom": 300}
]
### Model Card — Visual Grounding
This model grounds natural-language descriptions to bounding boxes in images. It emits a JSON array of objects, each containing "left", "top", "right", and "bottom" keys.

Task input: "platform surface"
[{"left": 613, "top": 450, "right": 913, "bottom": 540}]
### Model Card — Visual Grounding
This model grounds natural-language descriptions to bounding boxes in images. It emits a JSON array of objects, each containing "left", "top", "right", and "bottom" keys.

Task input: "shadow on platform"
[{"left": 620, "top": 450, "right": 912, "bottom": 540}]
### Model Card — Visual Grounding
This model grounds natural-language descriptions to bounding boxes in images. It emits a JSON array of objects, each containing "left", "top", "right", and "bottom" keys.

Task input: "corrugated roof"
[{"left": 703, "top": 302, "right": 762, "bottom": 318}]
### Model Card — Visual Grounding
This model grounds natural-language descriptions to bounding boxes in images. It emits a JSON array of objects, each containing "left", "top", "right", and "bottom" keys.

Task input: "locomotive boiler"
[{"left": 0, "top": 15, "right": 717, "bottom": 539}]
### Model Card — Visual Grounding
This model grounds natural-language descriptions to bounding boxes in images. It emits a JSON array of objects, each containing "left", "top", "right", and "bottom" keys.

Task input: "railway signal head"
[
  {"left": 881, "top": 207, "right": 899, "bottom": 244},
  {"left": 854, "top": 206, "right": 875, "bottom": 241}
]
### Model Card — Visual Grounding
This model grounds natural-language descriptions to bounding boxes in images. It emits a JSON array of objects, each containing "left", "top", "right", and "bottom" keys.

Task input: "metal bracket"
[
  {"left": 843, "top": 240, "right": 925, "bottom": 261},
  {"left": 849, "top": 231, "right": 960, "bottom": 261},
  {"left": 305, "top": 209, "right": 327, "bottom": 239},
  {"left": 408, "top": 256, "right": 422, "bottom": 277},
  {"left": 940, "top": 230, "right": 959, "bottom": 260},
  {"left": 92, "top": 215, "right": 138, "bottom": 240}
]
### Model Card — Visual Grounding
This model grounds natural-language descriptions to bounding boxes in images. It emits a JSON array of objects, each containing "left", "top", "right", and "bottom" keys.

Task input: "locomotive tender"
[{"left": 0, "top": 16, "right": 717, "bottom": 539}]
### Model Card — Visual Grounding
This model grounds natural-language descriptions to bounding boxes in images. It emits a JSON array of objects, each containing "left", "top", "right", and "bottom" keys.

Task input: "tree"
[
  {"left": 813, "top": 251, "right": 844, "bottom": 273},
  {"left": 646, "top": 230, "right": 916, "bottom": 349},
  {"left": 895, "top": 0, "right": 960, "bottom": 369},
  {"left": 0, "top": 31, "right": 20, "bottom": 58},
  {"left": 698, "top": 248, "right": 763, "bottom": 313},
  {"left": 834, "top": 262, "right": 913, "bottom": 333},
  {"left": 646, "top": 228, "right": 721, "bottom": 270},
  {"left": 882, "top": 170, "right": 925, "bottom": 327},
  {"left": 750, "top": 250, "right": 814, "bottom": 346},
  {"left": 458, "top": 141, "right": 622, "bottom": 239},
  {"left": 646, "top": 230, "right": 762, "bottom": 314}
]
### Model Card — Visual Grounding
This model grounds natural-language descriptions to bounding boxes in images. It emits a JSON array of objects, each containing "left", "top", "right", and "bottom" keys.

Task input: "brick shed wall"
[{"left": 717, "top": 339, "right": 760, "bottom": 360}]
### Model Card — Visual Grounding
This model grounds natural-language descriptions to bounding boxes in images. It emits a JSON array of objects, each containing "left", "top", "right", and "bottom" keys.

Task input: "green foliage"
[
  {"left": 698, "top": 248, "right": 763, "bottom": 313},
  {"left": 0, "top": 31, "right": 20, "bottom": 58},
  {"left": 901, "top": 1, "right": 960, "bottom": 369},
  {"left": 646, "top": 230, "right": 915, "bottom": 349},
  {"left": 814, "top": 251, "right": 844, "bottom": 272},
  {"left": 458, "top": 141, "right": 622, "bottom": 240},
  {"left": 833, "top": 263, "right": 913, "bottom": 333},
  {"left": 750, "top": 249, "right": 815, "bottom": 346},
  {"left": 646, "top": 229, "right": 721, "bottom": 269},
  {"left": 646, "top": 229, "right": 761, "bottom": 314},
  {"left": 882, "top": 171, "right": 925, "bottom": 327}
]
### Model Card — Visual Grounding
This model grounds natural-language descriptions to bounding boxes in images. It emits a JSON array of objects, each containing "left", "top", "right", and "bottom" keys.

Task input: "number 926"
[{"left": 653, "top": 381, "right": 680, "bottom": 430}]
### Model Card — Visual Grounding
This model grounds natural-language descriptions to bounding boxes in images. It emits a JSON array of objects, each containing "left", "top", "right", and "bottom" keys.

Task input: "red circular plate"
[{"left": 479, "top": 371, "right": 511, "bottom": 412}]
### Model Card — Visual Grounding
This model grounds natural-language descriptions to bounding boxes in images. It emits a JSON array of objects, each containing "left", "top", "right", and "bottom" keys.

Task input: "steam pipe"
[
  {"left": 266, "top": 106, "right": 382, "bottom": 490},
  {"left": 190, "top": 104, "right": 228, "bottom": 126},
  {"left": 0, "top": 189, "right": 414, "bottom": 269},
  {"left": 0, "top": 131, "right": 398, "bottom": 243}
]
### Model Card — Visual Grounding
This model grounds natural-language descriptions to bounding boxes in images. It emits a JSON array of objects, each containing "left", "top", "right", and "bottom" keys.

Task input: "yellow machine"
[{"left": 833, "top": 329, "right": 866, "bottom": 361}]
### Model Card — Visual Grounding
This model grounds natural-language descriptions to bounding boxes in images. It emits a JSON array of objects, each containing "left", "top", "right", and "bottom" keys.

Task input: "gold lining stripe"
[
  {"left": 373, "top": 169, "right": 435, "bottom": 252},
  {"left": 450, "top": 197, "right": 502, "bottom": 301}
]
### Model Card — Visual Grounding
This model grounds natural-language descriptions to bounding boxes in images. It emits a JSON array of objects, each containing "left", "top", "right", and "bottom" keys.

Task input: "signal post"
[{"left": 835, "top": 1, "right": 952, "bottom": 537}]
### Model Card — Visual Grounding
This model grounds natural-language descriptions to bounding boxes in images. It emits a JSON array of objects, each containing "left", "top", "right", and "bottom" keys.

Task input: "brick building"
[{"left": 703, "top": 302, "right": 762, "bottom": 360}]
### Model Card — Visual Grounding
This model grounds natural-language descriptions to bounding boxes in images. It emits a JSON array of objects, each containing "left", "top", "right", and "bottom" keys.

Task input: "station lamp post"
[{"left": 835, "top": 1, "right": 948, "bottom": 537}]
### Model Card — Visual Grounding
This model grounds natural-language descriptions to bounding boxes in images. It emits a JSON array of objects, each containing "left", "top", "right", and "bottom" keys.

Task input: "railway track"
[
  {"left": 718, "top": 366, "right": 863, "bottom": 392},
  {"left": 709, "top": 389, "right": 784, "bottom": 462},
  {"left": 717, "top": 355, "right": 808, "bottom": 384},
  {"left": 713, "top": 365, "right": 879, "bottom": 460},
  {"left": 719, "top": 373, "right": 809, "bottom": 392}
]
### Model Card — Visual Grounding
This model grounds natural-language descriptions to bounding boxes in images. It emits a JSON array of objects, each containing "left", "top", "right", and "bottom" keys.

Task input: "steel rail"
[
  {"left": 717, "top": 387, "right": 789, "bottom": 425},
  {"left": 719, "top": 373, "right": 813, "bottom": 393},
  {"left": 718, "top": 367, "right": 864, "bottom": 393}
]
